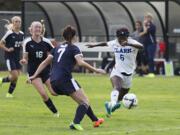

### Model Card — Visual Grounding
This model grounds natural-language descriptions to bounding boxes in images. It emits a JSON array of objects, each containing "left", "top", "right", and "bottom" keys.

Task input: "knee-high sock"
[
  {"left": 86, "top": 106, "right": 98, "bottom": 122},
  {"left": 73, "top": 103, "right": 89, "bottom": 124},
  {"left": 44, "top": 98, "right": 58, "bottom": 113},
  {"left": 8, "top": 82, "right": 16, "bottom": 94},
  {"left": 2, "top": 77, "right": 10, "bottom": 83},
  {"left": 110, "top": 90, "right": 119, "bottom": 106}
]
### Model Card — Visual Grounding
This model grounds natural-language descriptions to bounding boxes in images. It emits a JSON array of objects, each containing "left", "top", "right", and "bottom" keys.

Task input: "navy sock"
[
  {"left": 44, "top": 98, "right": 58, "bottom": 113},
  {"left": 73, "top": 104, "right": 89, "bottom": 124},
  {"left": 8, "top": 82, "right": 16, "bottom": 94},
  {"left": 2, "top": 77, "right": 10, "bottom": 83},
  {"left": 86, "top": 106, "right": 98, "bottom": 121}
]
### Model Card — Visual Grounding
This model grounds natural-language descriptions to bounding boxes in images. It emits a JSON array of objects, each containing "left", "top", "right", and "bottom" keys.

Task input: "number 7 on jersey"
[{"left": 57, "top": 48, "right": 65, "bottom": 62}]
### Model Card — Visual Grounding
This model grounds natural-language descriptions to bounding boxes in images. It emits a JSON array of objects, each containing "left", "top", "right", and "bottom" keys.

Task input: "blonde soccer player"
[{"left": 0, "top": 16, "right": 24, "bottom": 98}]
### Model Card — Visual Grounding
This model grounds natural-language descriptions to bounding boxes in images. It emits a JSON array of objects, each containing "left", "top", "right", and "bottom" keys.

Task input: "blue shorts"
[
  {"left": 6, "top": 59, "right": 21, "bottom": 71},
  {"left": 51, "top": 78, "right": 81, "bottom": 96}
]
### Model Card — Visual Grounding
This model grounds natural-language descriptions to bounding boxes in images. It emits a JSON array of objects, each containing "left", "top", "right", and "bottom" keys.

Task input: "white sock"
[{"left": 110, "top": 90, "right": 119, "bottom": 107}]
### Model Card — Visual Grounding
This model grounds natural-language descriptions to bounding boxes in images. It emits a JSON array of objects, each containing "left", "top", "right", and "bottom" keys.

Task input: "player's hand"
[
  {"left": 27, "top": 75, "right": 36, "bottom": 84},
  {"left": 20, "top": 59, "right": 28, "bottom": 65},
  {"left": 86, "top": 44, "right": 95, "bottom": 48},
  {"left": 95, "top": 68, "right": 106, "bottom": 74},
  {"left": 7, "top": 47, "right": 14, "bottom": 52},
  {"left": 26, "top": 79, "right": 32, "bottom": 84}
]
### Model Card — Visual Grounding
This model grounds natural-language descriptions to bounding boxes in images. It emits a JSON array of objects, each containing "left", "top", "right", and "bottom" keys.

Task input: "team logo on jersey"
[
  {"left": 12, "top": 36, "right": 15, "bottom": 38},
  {"left": 114, "top": 48, "right": 132, "bottom": 53},
  {"left": 30, "top": 45, "right": 34, "bottom": 48}
]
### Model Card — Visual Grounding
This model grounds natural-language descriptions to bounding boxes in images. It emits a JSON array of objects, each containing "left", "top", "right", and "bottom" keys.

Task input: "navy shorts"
[
  {"left": 6, "top": 59, "right": 21, "bottom": 71},
  {"left": 28, "top": 70, "right": 50, "bottom": 83},
  {"left": 51, "top": 78, "right": 81, "bottom": 96}
]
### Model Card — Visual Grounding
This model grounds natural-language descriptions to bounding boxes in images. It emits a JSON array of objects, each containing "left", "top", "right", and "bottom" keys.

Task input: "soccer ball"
[{"left": 122, "top": 93, "right": 138, "bottom": 109}]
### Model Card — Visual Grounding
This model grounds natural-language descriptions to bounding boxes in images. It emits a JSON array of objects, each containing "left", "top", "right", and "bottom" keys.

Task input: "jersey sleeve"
[
  {"left": 22, "top": 37, "right": 31, "bottom": 53},
  {"left": 43, "top": 37, "right": 54, "bottom": 51},
  {"left": 1, "top": 30, "right": 12, "bottom": 43},
  {"left": 73, "top": 46, "right": 83, "bottom": 58},
  {"left": 107, "top": 40, "right": 115, "bottom": 48},
  {"left": 50, "top": 48, "right": 55, "bottom": 56}
]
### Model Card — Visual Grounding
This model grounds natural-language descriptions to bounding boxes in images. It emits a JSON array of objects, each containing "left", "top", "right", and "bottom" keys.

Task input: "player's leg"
[
  {"left": 32, "top": 78, "right": 58, "bottom": 115},
  {"left": 118, "top": 75, "right": 132, "bottom": 101},
  {"left": 6, "top": 70, "right": 19, "bottom": 97},
  {"left": 44, "top": 78, "right": 58, "bottom": 96},
  {"left": 71, "top": 89, "right": 104, "bottom": 128},
  {"left": 70, "top": 89, "right": 104, "bottom": 130},
  {"left": 44, "top": 78, "right": 59, "bottom": 117},
  {"left": 69, "top": 89, "right": 89, "bottom": 131}
]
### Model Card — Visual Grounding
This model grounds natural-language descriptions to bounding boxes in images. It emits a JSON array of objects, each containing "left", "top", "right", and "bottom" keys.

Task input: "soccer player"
[
  {"left": 29, "top": 25, "right": 105, "bottom": 131},
  {"left": 86, "top": 27, "right": 143, "bottom": 116},
  {"left": 0, "top": 16, "right": 24, "bottom": 98},
  {"left": 20, "top": 21, "right": 59, "bottom": 117}
]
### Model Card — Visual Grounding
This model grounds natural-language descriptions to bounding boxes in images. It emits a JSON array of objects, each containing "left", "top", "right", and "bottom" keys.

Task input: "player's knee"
[
  {"left": 114, "top": 87, "right": 121, "bottom": 92},
  {"left": 41, "top": 93, "right": 49, "bottom": 100},
  {"left": 80, "top": 98, "right": 89, "bottom": 106},
  {"left": 10, "top": 75, "right": 18, "bottom": 82}
]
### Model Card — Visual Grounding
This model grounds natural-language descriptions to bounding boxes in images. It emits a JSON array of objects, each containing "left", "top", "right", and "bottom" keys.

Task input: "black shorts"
[
  {"left": 28, "top": 71, "right": 50, "bottom": 83},
  {"left": 51, "top": 78, "right": 81, "bottom": 96},
  {"left": 6, "top": 59, "right": 21, "bottom": 71}
]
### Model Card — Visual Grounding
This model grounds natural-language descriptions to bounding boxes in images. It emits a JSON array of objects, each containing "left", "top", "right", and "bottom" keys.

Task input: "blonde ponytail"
[{"left": 2, "top": 19, "right": 13, "bottom": 31}]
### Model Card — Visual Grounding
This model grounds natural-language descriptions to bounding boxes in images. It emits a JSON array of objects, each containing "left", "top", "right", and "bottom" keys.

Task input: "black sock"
[
  {"left": 86, "top": 106, "right": 98, "bottom": 122},
  {"left": 44, "top": 98, "right": 58, "bottom": 113},
  {"left": 2, "top": 77, "right": 10, "bottom": 83},
  {"left": 73, "top": 103, "right": 89, "bottom": 124},
  {"left": 8, "top": 82, "right": 16, "bottom": 94}
]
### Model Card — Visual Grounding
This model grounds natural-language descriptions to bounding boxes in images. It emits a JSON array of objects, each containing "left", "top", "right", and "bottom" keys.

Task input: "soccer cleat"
[
  {"left": 69, "top": 123, "right": 84, "bottom": 131},
  {"left": 105, "top": 101, "right": 111, "bottom": 117},
  {"left": 0, "top": 77, "right": 3, "bottom": 86},
  {"left": 53, "top": 112, "right": 60, "bottom": 118},
  {"left": 145, "top": 73, "right": 155, "bottom": 78},
  {"left": 111, "top": 102, "right": 121, "bottom": 112},
  {"left": 6, "top": 93, "right": 13, "bottom": 98},
  {"left": 93, "top": 118, "right": 104, "bottom": 127}
]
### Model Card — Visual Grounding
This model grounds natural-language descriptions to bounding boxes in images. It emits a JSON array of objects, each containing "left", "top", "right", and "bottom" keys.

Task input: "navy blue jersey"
[
  {"left": 1, "top": 30, "right": 24, "bottom": 61},
  {"left": 50, "top": 43, "right": 82, "bottom": 82},
  {"left": 23, "top": 37, "right": 54, "bottom": 75}
]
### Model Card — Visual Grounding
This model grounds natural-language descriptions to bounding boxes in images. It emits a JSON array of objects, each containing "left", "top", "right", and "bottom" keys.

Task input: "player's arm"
[
  {"left": 86, "top": 42, "right": 107, "bottom": 48},
  {"left": 75, "top": 55, "right": 106, "bottom": 74},
  {"left": 0, "top": 40, "right": 14, "bottom": 52},
  {"left": 122, "top": 40, "right": 144, "bottom": 49},
  {"left": 128, "top": 43, "right": 144, "bottom": 49},
  {"left": 29, "top": 55, "right": 53, "bottom": 81}
]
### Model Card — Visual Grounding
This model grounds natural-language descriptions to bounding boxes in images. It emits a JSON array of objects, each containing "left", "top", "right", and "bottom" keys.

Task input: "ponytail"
[{"left": 2, "top": 19, "right": 13, "bottom": 31}]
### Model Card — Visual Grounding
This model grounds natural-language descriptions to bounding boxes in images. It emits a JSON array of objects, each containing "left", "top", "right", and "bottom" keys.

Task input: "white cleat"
[{"left": 53, "top": 112, "right": 60, "bottom": 118}]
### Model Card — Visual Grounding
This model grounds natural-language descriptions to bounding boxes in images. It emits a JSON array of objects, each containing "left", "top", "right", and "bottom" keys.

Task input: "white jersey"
[{"left": 107, "top": 37, "right": 143, "bottom": 74}]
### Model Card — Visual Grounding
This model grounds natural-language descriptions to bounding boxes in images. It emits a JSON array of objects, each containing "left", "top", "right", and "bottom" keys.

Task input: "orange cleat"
[{"left": 93, "top": 118, "right": 104, "bottom": 127}]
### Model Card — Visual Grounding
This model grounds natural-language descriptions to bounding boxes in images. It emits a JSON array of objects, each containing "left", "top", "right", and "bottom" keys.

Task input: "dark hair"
[
  {"left": 116, "top": 27, "right": 129, "bottom": 38},
  {"left": 62, "top": 25, "right": 76, "bottom": 42},
  {"left": 135, "top": 20, "right": 142, "bottom": 26}
]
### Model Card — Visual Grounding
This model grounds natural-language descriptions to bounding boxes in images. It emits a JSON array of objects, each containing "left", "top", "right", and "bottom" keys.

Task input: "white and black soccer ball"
[{"left": 122, "top": 93, "right": 138, "bottom": 109}]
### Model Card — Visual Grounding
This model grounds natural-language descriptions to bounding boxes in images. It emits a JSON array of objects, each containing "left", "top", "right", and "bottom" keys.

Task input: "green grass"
[{"left": 0, "top": 72, "right": 180, "bottom": 135}]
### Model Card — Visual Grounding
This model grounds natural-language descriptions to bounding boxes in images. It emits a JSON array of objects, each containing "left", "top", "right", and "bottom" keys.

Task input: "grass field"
[{"left": 0, "top": 72, "right": 180, "bottom": 135}]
